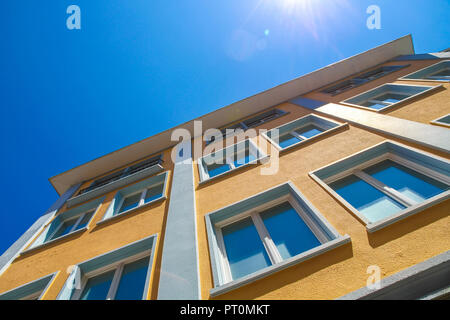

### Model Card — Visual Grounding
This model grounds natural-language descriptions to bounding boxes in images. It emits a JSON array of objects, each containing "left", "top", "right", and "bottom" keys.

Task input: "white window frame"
[
  {"left": 310, "top": 144, "right": 450, "bottom": 232},
  {"left": 341, "top": 83, "right": 442, "bottom": 113},
  {"left": 198, "top": 139, "right": 268, "bottom": 183},
  {"left": 71, "top": 250, "right": 151, "bottom": 300},
  {"left": 115, "top": 184, "right": 163, "bottom": 216},
  {"left": 214, "top": 195, "right": 329, "bottom": 284},
  {"left": 430, "top": 113, "right": 450, "bottom": 128},
  {"left": 399, "top": 60, "right": 450, "bottom": 83}
]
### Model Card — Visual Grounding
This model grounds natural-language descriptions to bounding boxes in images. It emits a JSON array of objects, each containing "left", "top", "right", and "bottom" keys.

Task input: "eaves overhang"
[{"left": 49, "top": 34, "right": 415, "bottom": 195}]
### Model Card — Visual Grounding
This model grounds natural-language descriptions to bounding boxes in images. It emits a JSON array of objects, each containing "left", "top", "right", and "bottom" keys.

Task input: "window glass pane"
[
  {"left": 260, "top": 202, "right": 321, "bottom": 260},
  {"left": 74, "top": 210, "right": 95, "bottom": 230},
  {"left": 234, "top": 149, "right": 256, "bottom": 168},
  {"left": 222, "top": 217, "right": 271, "bottom": 280},
  {"left": 114, "top": 256, "right": 150, "bottom": 300},
  {"left": 330, "top": 175, "right": 405, "bottom": 223},
  {"left": 436, "top": 115, "right": 450, "bottom": 125},
  {"left": 431, "top": 69, "right": 450, "bottom": 77},
  {"left": 363, "top": 160, "right": 449, "bottom": 203},
  {"left": 144, "top": 185, "right": 163, "bottom": 204},
  {"left": 278, "top": 133, "right": 301, "bottom": 148},
  {"left": 206, "top": 161, "right": 230, "bottom": 178},
  {"left": 80, "top": 270, "right": 115, "bottom": 300},
  {"left": 362, "top": 101, "right": 388, "bottom": 110},
  {"left": 118, "top": 193, "right": 141, "bottom": 214},
  {"left": 295, "top": 124, "right": 324, "bottom": 139},
  {"left": 374, "top": 92, "right": 409, "bottom": 104},
  {"left": 51, "top": 218, "right": 78, "bottom": 239}
]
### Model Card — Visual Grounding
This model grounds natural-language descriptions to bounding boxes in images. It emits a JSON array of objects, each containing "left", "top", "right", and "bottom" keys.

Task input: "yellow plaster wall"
[{"left": 194, "top": 103, "right": 450, "bottom": 300}]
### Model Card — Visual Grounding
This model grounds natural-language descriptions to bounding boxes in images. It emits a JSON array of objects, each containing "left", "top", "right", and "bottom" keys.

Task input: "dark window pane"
[
  {"left": 295, "top": 124, "right": 324, "bottom": 139},
  {"left": 363, "top": 160, "right": 449, "bottom": 203},
  {"left": 118, "top": 193, "right": 141, "bottom": 214},
  {"left": 51, "top": 218, "right": 77, "bottom": 239},
  {"left": 330, "top": 175, "right": 405, "bottom": 223},
  {"left": 80, "top": 270, "right": 115, "bottom": 300},
  {"left": 234, "top": 149, "right": 256, "bottom": 168},
  {"left": 278, "top": 133, "right": 301, "bottom": 148},
  {"left": 74, "top": 210, "right": 95, "bottom": 230},
  {"left": 374, "top": 92, "right": 409, "bottom": 104},
  {"left": 222, "top": 217, "right": 271, "bottom": 280},
  {"left": 362, "top": 101, "right": 388, "bottom": 110},
  {"left": 144, "top": 185, "right": 163, "bottom": 204},
  {"left": 260, "top": 202, "right": 321, "bottom": 260},
  {"left": 436, "top": 115, "right": 450, "bottom": 125},
  {"left": 114, "top": 257, "right": 150, "bottom": 300},
  {"left": 206, "top": 162, "right": 230, "bottom": 178}
]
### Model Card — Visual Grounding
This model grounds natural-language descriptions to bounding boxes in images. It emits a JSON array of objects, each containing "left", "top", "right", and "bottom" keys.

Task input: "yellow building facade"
[{"left": 0, "top": 35, "right": 448, "bottom": 300}]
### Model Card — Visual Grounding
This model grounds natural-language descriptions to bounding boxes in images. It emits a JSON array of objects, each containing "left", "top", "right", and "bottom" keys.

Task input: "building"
[{"left": 0, "top": 34, "right": 449, "bottom": 300}]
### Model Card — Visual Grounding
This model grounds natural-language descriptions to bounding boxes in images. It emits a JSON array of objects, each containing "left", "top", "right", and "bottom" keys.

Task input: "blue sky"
[{"left": 0, "top": 0, "right": 449, "bottom": 256}]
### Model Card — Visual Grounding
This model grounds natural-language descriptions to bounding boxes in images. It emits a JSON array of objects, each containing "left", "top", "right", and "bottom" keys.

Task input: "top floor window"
[
  {"left": 321, "top": 65, "right": 407, "bottom": 96},
  {"left": 67, "top": 154, "right": 164, "bottom": 208},
  {"left": 205, "top": 109, "right": 287, "bottom": 145},
  {"left": 79, "top": 154, "right": 163, "bottom": 196},
  {"left": 342, "top": 83, "right": 440, "bottom": 112},
  {"left": 401, "top": 60, "right": 450, "bottom": 82}
]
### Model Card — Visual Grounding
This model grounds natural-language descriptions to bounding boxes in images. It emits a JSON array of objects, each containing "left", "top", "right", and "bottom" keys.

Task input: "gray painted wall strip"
[
  {"left": 338, "top": 250, "right": 450, "bottom": 300},
  {"left": 0, "top": 183, "right": 81, "bottom": 276},
  {"left": 157, "top": 142, "right": 199, "bottom": 300}
]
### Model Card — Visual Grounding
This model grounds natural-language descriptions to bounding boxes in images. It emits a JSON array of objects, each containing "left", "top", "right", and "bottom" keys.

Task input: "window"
[
  {"left": 309, "top": 141, "right": 450, "bottom": 232},
  {"left": 218, "top": 202, "right": 325, "bottom": 282},
  {"left": 0, "top": 273, "right": 56, "bottom": 300},
  {"left": 198, "top": 139, "right": 267, "bottom": 182},
  {"left": 401, "top": 60, "right": 450, "bottom": 82},
  {"left": 78, "top": 154, "right": 163, "bottom": 195},
  {"left": 205, "top": 109, "right": 287, "bottom": 145},
  {"left": 263, "top": 114, "right": 347, "bottom": 151},
  {"left": 206, "top": 182, "right": 350, "bottom": 296},
  {"left": 322, "top": 65, "right": 407, "bottom": 95},
  {"left": 26, "top": 198, "right": 104, "bottom": 252},
  {"left": 57, "top": 235, "right": 156, "bottom": 300},
  {"left": 100, "top": 171, "right": 168, "bottom": 223},
  {"left": 74, "top": 254, "right": 150, "bottom": 300},
  {"left": 431, "top": 114, "right": 450, "bottom": 128},
  {"left": 342, "top": 83, "right": 440, "bottom": 112},
  {"left": 117, "top": 184, "right": 164, "bottom": 215}
]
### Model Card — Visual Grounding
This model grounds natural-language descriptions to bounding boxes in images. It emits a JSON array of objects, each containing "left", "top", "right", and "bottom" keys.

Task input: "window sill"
[
  {"left": 366, "top": 191, "right": 450, "bottom": 233},
  {"left": 96, "top": 196, "right": 166, "bottom": 226},
  {"left": 66, "top": 164, "right": 164, "bottom": 208},
  {"left": 198, "top": 155, "right": 270, "bottom": 186},
  {"left": 209, "top": 234, "right": 351, "bottom": 298},
  {"left": 20, "top": 227, "right": 88, "bottom": 255}
]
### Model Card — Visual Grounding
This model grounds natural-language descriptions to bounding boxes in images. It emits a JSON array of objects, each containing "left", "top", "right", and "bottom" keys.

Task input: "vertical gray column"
[
  {"left": 158, "top": 141, "right": 200, "bottom": 300},
  {"left": 0, "top": 183, "right": 81, "bottom": 276}
]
